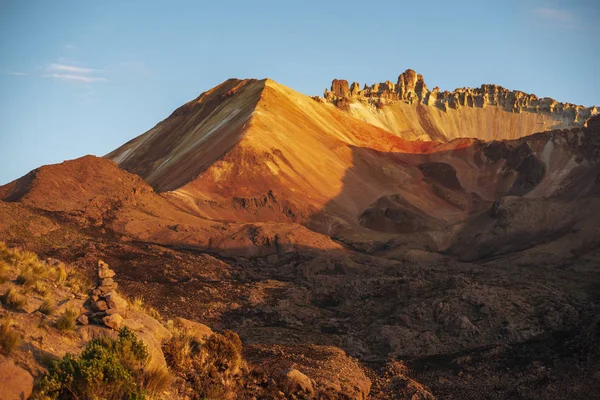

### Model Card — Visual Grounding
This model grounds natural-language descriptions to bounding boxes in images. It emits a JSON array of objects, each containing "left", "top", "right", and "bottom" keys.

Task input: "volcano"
[{"left": 2, "top": 71, "right": 600, "bottom": 399}]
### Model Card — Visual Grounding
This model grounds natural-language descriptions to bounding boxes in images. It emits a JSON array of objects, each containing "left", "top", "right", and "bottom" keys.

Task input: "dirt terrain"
[{"left": 1, "top": 75, "right": 600, "bottom": 399}]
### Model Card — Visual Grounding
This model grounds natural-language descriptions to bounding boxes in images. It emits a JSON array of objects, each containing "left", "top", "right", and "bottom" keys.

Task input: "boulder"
[
  {"left": 125, "top": 311, "right": 172, "bottom": 369},
  {"left": 283, "top": 368, "right": 314, "bottom": 394},
  {"left": 76, "top": 314, "right": 89, "bottom": 325},
  {"left": 174, "top": 317, "right": 214, "bottom": 344},
  {"left": 98, "top": 268, "right": 116, "bottom": 279},
  {"left": 0, "top": 356, "right": 33, "bottom": 400},
  {"left": 101, "top": 278, "right": 115, "bottom": 287},
  {"left": 91, "top": 300, "right": 108, "bottom": 312},
  {"left": 103, "top": 292, "right": 128, "bottom": 310},
  {"left": 103, "top": 313, "right": 124, "bottom": 330},
  {"left": 98, "top": 283, "right": 118, "bottom": 292}
]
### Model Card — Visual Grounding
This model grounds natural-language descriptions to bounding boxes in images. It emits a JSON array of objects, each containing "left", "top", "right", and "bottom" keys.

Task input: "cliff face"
[{"left": 323, "top": 70, "right": 599, "bottom": 142}]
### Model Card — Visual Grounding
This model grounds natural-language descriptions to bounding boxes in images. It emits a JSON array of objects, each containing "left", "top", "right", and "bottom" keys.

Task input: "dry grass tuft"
[
  {"left": 38, "top": 299, "right": 56, "bottom": 315},
  {"left": 55, "top": 308, "right": 78, "bottom": 331},
  {"left": 54, "top": 263, "right": 68, "bottom": 284},
  {"left": 0, "top": 260, "right": 10, "bottom": 283},
  {"left": 0, "top": 317, "right": 22, "bottom": 355},
  {"left": 1, "top": 287, "right": 26, "bottom": 310},
  {"left": 144, "top": 365, "right": 174, "bottom": 396},
  {"left": 128, "top": 295, "right": 161, "bottom": 321},
  {"left": 33, "top": 281, "right": 49, "bottom": 296}
]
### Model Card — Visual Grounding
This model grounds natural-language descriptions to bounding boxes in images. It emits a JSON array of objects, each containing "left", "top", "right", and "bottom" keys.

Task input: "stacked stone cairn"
[{"left": 77, "top": 260, "right": 128, "bottom": 330}]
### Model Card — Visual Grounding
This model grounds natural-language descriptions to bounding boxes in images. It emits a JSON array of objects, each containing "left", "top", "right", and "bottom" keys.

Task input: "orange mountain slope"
[
  {"left": 0, "top": 156, "right": 342, "bottom": 257},
  {"left": 106, "top": 77, "right": 600, "bottom": 240}
]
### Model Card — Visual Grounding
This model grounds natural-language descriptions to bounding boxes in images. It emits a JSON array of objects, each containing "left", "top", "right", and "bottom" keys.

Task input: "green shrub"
[
  {"left": 34, "top": 327, "right": 149, "bottom": 400},
  {"left": 55, "top": 308, "right": 78, "bottom": 331},
  {"left": 0, "top": 318, "right": 22, "bottom": 355}
]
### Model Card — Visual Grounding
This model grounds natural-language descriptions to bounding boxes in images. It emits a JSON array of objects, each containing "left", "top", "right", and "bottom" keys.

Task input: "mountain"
[
  {"left": 106, "top": 74, "right": 600, "bottom": 247},
  {"left": 2, "top": 72, "right": 600, "bottom": 399},
  {"left": 324, "top": 69, "right": 599, "bottom": 141}
]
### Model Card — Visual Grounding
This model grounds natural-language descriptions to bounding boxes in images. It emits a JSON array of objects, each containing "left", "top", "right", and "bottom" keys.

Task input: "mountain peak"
[
  {"left": 325, "top": 69, "right": 598, "bottom": 119},
  {"left": 323, "top": 69, "right": 599, "bottom": 141}
]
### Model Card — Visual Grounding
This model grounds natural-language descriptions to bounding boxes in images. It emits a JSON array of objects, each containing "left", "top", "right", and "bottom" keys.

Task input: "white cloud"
[
  {"left": 534, "top": 7, "right": 577, "bottom": 29},
  {"left": 41, "top": 62, "right": 107, "bottom": 84},
  {"left": 7, "top": 71, "right": 27, "bottom": 76},
  {"left": 48, "top": 63, "right": 95, "bottom": 74},
  {"left": 43, "top": 73, "right": 108, "bottom": 83}
]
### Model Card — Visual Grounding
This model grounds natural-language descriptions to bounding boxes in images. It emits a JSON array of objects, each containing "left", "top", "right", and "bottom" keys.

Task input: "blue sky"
[{"left": 1, "top": 0, "right": 599, "bottom": 185}]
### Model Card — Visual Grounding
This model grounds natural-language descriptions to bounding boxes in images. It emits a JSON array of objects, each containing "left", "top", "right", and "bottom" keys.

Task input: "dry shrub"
[
  {"left": 38, "top": 299, "right": 56, "bottom": 315},
  {"left": 1, "top": 287, "right": 26, "bottom": 310},
  {"left": 0, "top": 317, "right": 22, "bottom": 355},
  {"left": 144, "top": 365, "right": 174, "bottom": 397},
  {"left": 163, "top": 328, "right": 244, "bottom": 399},
  {"left": 128, "top": 295, "right": 161, "bottom": 321},
  {"left": 33, "top": 281, "right": 49, "bottom": 296},
  {"left": 0, "top": 260, "right": 10, "bottom": 283},
  {"left": 54, "top": 263, "right": 68, "bottom": 284},
  {"left": 55, "top": 308, "right": 78, "bottom": 331}
]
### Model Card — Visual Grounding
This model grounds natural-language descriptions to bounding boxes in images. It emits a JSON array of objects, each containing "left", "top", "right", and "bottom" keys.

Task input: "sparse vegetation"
[
  {"left": 64, "top": 272, "right": 93, "bottom": 294},
  {"left": 0, "top": 317, "right": 22, "bottom": 355},
  {"left": 143, "top": 365, "right": 174, "bottom": 397},
  {"left": 128, "top": 295, "right": 162, "bottom": 320},
  {"left": 0, "top": 260, "right": 10, "bottom": 283},
  {"left": 163, "top": 328, "right": 244, "bottom": 399},
  {"left": 34, "top": 327, "right": 150, "bottom": 400},
  {"left": 38, "top": 299, "right": 56, "bottom": 315},
  {"left": 16, "top": 266, "right": 38, "bottom": 287},
  {"left": 1, "top": 287, "right": 26, "bottom": 310},
  {"left": 55, "top": 308, "right": 78, "bottom": 331},
  {"left": 54, "top": 263, "right": 67, "bottom": 284},
  {"left": 33, "top": 281, "right": 49, "bottom": 296}
]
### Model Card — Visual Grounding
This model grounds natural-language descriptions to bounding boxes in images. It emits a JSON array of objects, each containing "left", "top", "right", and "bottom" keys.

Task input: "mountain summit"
[
  {"left": 106, "top": 74, "right": 600, "bottom": 241},
  {"left": 323, "top": 69, "right": 598, "bottom": 141}
]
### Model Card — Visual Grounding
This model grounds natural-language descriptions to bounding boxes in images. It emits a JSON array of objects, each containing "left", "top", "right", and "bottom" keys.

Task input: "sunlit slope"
[
  {"left": 171, "top": 79, "right": 435, "bottom": 224},
  {"left": 346, "top": 101, "right": 573, "bottom": 142},
  {"left": 106, "top": 79, "right": 265, "bottom": 191}
]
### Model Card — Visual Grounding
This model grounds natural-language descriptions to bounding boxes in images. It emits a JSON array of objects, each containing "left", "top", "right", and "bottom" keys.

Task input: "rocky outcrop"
[
  {"left": 324, "top": 69, "right": 598, "bottom": 125},
  {"left": 0, "top": 356, "right": 33, "bottom": 400}
]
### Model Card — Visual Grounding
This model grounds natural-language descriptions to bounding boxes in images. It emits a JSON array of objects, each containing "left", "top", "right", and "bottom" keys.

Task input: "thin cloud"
[
  {"left": 6, "top": 71, "right": 27, "bottom": 76},
  {"left": 48, "top": 63, "right": 95, "bottom": 74},
  {"left": 534, "top": 7, "right": 578, "bottom": 29},
  {"left": 41, "top": 62, "right": 107, "bottom": 84},
  {"left": 43, "top": 73, "right": 108, "bottom": 83}
]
